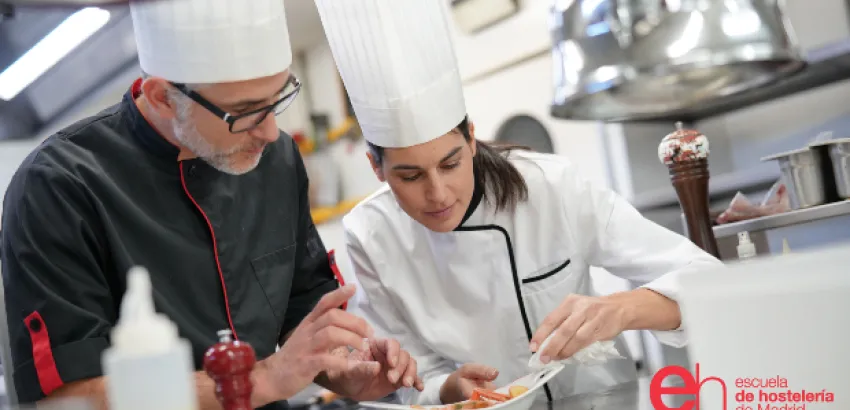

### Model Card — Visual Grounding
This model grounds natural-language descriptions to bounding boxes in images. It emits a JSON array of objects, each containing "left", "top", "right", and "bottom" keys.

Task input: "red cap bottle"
[{"left": 204, "top": 329, "right": 256, "bottom": 410}]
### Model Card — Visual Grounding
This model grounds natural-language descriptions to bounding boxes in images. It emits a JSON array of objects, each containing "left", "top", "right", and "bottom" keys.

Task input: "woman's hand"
[
  {"left": 439, "top": 364, "right": 499, "bottom": 404},
  {"left": 529, "top": 294, "right": 628, "bottom": 363}
]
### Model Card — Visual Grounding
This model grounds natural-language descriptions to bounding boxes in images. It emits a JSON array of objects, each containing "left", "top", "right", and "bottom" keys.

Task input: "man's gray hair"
[{"left": 138, "top": 70, "right": 208, "bottom": 120}]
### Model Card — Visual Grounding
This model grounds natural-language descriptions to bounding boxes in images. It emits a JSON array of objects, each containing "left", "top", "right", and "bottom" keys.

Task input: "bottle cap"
[
  {"left": 110, "top": 266, "right": 179, "bottom": 356},
  {"left": 658, "top": 121, "right": 710, "bottom": 165}
]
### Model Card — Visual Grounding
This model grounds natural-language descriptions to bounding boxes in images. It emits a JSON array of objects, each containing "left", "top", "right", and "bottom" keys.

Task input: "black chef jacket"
[{"left": 0, "top": 79, "right": 342, "bottom": 407}]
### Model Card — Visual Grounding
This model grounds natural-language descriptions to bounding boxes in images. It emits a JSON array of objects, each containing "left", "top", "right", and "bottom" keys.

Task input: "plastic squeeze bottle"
[
  {"left": 102, "top": 267, "right": 198, "bottom": 410},
  {"left": 736, "top": 231, "right": 757, "bottom": 260}
]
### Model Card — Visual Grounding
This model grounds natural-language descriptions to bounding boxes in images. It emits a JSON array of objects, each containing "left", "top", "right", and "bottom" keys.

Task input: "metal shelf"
[{"left": 616, "top": 38, "right": 850, "bottom": 124}]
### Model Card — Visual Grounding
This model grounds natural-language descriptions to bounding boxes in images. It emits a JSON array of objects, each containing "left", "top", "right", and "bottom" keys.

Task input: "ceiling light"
[{"left": 0, "top": 7, "right": 110, "bottom": 101}]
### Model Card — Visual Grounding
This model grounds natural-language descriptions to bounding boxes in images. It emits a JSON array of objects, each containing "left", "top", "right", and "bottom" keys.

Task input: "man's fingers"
[
  {"left": 312, "top": 325, "right": 370, "bottom": 353},
  {"left": 400, "top": 352, "right": 418, "bottom": 388},
  {"left": 388, "top": 349, "right": 409, "bottom": 385},
  {"left": 305, "top": 284, "right": 357, "bottom": 322},
  {"left": 376, "top": 338, "right": 400, "bottom": 368},
  {"left": 313, "top": 353, "right": 355, "bottom": 374},
  {"left": 530, "top": 298, "right": 574, "bottom": 350},
  {"left": 540, "top": 313, "right": 586, "bottom": 361},
  {"left": 313, "top": 308, "right": 374, "bottom": 343},
  {"left": 458, "top": 363, "right": 499, "bottom": 381}
]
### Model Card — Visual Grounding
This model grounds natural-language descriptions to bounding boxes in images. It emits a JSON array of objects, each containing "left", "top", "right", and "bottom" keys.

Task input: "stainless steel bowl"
[
  {"left": 762, "top": 148, "right": 826, "bottom": 209},
  {"left": 811, "top": 138, "right": 850, "bottom": 199}
]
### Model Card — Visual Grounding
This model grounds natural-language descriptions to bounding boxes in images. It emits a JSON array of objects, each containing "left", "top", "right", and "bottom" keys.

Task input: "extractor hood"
[{"left": 549, "top": 0, "right": 809, "bottom": 122}]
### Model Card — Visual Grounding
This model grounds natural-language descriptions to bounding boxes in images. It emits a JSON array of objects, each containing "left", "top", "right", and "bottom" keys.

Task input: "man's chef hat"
[
  {"left": 315, "top": 0, "right": 467, "bottom": 148},
  {"left": 130, "top": 0, "right": 293, "bottom": 84}
]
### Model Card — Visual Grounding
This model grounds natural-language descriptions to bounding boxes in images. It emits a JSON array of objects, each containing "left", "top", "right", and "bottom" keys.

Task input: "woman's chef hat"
[
  {"left": 130, "top": 0, "right": 293, "bottom": 84},
  {"left": 315, "top": 0, "right": 467, "bottom": 148}
]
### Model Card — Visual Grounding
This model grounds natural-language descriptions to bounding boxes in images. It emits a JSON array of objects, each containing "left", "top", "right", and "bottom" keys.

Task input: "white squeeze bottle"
[
  {"left": 102, "top": 267, "right": 198, "bottom": 410},
  {"left": 736, "top": 231, "right": 757, "bottom": 260}
]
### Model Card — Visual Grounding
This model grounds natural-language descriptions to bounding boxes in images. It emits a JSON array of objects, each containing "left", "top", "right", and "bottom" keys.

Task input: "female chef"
[{"left": 315, "top": 0, "right": 724, "bottom": 406}]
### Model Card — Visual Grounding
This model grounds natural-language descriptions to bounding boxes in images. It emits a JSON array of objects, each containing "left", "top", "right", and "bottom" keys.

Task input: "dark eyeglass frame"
[{"left": 169, "top": 74, "right": 302, "bottom": 133}]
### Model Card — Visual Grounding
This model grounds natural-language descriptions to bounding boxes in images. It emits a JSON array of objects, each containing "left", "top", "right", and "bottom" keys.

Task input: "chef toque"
[
  {"left": 130, "top": 0, "right": 293, "bottom": 84},
  {"left": 315, "top": 0, "right": 467, "bottom": 148}
]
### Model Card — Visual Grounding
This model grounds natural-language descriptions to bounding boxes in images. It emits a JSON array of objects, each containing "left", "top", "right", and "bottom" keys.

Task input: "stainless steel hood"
[{"left": 549, "top": 0, "right": 807, "bottom": 122}]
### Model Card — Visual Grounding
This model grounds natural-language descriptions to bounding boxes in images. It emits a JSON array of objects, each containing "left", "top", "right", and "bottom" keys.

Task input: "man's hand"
[
  {"left": 257, "top": 284, "right": 374, "bottom": 402},
  {"left": 529, "top": 294, "right": 627, "bottom": 363},
  {"left": 323, "top": 338, "right": 424, "bottom": 401},
  {"left": 439, "top": 364, "right": 499, "bottom": 404}
]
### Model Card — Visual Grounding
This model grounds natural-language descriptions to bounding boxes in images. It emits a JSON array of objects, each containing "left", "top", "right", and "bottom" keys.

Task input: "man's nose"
[{"left": 248, "top": 113, "right": 281, "bottom": 143}]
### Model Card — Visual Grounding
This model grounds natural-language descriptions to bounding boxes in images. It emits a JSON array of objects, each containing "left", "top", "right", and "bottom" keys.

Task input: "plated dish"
[{"left": 359, "top": 364, "right": 566, "bottom": 410}]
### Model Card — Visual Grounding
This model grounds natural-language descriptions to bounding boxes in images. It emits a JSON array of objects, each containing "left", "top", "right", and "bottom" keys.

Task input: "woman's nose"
[{"left": 426, "top": 174, "right": 449, "bottom": 203}]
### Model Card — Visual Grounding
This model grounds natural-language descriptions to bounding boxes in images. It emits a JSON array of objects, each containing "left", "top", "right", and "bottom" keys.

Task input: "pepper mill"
[
  {"left": 204, "top": 329, "right": 256, "bottom": 410},
  {"left": 658, "top": 122, "right": 721, "bottom": 258}
]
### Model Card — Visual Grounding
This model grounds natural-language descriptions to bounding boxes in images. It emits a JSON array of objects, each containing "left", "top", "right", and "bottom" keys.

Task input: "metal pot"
[
  {"left": 761, "top": 148, "right": 826, "bottom": 210},
  {"left": 550, "top": 0, "right": 805, "bottom": 121},
  {"left": 811, "top": 138, "right": 850, "bottom": 199}
]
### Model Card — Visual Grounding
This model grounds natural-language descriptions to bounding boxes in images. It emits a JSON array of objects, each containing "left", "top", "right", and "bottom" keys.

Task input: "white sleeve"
[
  {"left": 563, "top": 164, "right": 725, "bottom": 347},
  {"left": 343, "top": 224, "right": 456, "bottom": 405}
]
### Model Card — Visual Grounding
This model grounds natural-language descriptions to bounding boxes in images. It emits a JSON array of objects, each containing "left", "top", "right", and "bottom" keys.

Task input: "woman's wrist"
[{"left": 603, "top": 288, "right": 680, "bottom": 331}]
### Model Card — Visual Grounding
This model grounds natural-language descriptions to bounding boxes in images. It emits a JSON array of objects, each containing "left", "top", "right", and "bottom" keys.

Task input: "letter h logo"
[{"left": 649, "top": 363, "right": 727, "bottom": 410}]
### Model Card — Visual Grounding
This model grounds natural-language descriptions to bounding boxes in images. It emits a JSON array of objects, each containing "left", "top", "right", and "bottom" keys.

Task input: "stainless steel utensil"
[
  {"left": 762, "top": 148, "right": 826, "bottom": 210},
  {"left": 550, "top": 0, "right": 805, "bottom": 121},
  {"left": 811, "top": 138, "right": 850, "bottom": 199}
]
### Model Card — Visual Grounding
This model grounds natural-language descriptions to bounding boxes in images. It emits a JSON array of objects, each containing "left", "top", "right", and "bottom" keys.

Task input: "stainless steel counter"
[
  {"left": 706, "top": 199, "right": 850, "bottom": 259},
  {"left": 713, "top": 199, "right": 850, "bottom": 238}
]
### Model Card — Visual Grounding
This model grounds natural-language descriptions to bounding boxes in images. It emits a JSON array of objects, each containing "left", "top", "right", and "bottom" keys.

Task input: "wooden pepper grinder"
[
  {"left": 658, "top": 122, "right": 721, "bottom": 258},
  {"left": 204, "top": 329, "right": 256, "bottom": 410}
]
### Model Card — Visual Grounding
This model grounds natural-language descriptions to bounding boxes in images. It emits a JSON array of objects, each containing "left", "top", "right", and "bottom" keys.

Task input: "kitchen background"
[{"left": 2, "top": 0, "right": 850, "bottom": 406}]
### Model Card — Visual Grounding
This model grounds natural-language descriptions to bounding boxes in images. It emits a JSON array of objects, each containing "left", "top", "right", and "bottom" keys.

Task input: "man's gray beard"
[{"left": 171, "top": 116, "right": 262, "bottom": 176}]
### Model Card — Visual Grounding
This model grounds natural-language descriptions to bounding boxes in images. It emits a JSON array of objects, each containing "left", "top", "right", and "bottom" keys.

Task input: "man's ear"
[
  {"left": 140, "top": 77, "right": 178, "bottom": 120},
  {"left": 366, "top": 152, "right": 386, "bottom": 182}
]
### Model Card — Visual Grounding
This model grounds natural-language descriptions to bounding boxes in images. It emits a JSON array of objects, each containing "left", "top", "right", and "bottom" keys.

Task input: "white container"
[
  {"left": 736, "top": 231, "right": 757, "bottom": 259},
  {"left": 102, "top": 267, "right": 198, "bottom": 410}
]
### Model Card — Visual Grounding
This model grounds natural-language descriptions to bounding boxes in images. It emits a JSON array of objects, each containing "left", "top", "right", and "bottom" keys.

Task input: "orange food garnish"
[
  {"left": 508, "top": 385, "right": 529, "bottom": 398},
  {"left": 470, "top": 388, "right": 510, "bottom": 402}
]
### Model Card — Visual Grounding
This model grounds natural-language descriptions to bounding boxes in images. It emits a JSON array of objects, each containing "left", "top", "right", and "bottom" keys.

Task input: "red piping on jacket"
[
  {"left": 24, "top": 311, "right": 63, "bottom": 396},
  {"left": 328, "top": 250, "right": 347, "bottom": 311},
  {"left": 179, "top": 162, "right": 238, "bottom": 339}
]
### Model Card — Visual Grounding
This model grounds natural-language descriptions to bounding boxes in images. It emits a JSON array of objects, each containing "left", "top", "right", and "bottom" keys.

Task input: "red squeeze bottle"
[{"left": 204, "top": 329, "right": 256, "bottom": 410}]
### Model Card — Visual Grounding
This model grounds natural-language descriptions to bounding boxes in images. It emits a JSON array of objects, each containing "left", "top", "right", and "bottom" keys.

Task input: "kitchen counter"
[{"left": 713, "top": 199, "right": 850, "bottom": 238}]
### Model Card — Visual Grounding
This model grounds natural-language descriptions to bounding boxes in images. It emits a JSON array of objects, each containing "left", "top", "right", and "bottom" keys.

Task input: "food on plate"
[
  {"left": 508, "top": 386, "right": 529, "bottom": 398},
  {"left": 470, "top": 388, "right": 511, "bottom": 402}
]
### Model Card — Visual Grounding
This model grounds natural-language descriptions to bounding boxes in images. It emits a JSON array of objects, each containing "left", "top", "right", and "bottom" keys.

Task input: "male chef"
[{"left": 0, "top": 0, "right": 422, "bottom": 408}]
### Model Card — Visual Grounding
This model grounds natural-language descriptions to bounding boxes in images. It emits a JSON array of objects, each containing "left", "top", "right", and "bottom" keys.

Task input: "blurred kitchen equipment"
[
  {"left": 659, "top": 122, "right": 720, "bottom": 258},
  {"left": 494, "top": 115, "right": 554, "bottom": 154},
  {"left": 811, "top": 137, "right": 850, "bottom": 199},
  {"left": 761, "top": 148, "right": 826, "bottom": 209},
  {"left": 2, "top": 0, "right": 155, "bottom": 4},
  {"left": 306, "top": 113, "right": 342, "bottom": 209},
  {"left": 550, "top": 0, "right": 805, "bottom": 121}
]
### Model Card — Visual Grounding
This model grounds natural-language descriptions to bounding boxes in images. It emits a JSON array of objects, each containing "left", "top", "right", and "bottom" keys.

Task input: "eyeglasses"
[{"left": 170, "top": 74, "right": 301, "bottom": 133}]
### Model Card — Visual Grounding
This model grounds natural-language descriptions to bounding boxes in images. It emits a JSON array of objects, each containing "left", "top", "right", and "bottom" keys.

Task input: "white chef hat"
[
  {"left": 315, "top": 0, "right": 467, "bottom": 148},
  {"left": 130, "top": 0, "right": 293, "bottom": 84}
]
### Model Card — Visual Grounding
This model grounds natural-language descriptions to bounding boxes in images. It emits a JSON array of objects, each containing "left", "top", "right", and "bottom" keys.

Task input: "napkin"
[{"left": 528, "top": 333, "right": 623, "bottom": 370}]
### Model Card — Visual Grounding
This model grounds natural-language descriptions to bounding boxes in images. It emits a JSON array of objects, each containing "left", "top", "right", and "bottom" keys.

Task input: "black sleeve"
[
  {"left": 1, "top": 163, "right": 115, "bottom": 403},
  {"left": 280, "top": 140, "right": 340, "bottom": 338}
]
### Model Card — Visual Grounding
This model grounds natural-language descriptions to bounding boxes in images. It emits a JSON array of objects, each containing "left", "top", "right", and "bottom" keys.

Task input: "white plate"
[{"left": 360, "top": 364, "right": 565, "bottom": 410}]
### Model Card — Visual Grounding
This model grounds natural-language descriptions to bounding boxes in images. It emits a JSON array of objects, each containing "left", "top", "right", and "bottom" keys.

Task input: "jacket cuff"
[
  {"left": 14, "top": 337, "right": 109, "bottom": 403},
  {"left": 397, "top": 373, "right": 451, "bottom": 405},
  {"left": 639, "top": 277, "right": 688, "bottom": 348}
]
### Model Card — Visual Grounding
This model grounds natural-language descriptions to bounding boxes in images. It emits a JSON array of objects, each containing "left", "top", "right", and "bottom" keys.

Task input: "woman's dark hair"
[{"left": 368, "top": 115, "right": 529, "bottom": 212}]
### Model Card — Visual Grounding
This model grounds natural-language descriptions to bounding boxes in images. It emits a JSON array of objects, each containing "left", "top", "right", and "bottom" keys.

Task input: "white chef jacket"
[{"left": 342, "top": 150, "right": 723, "bottom": 405}]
